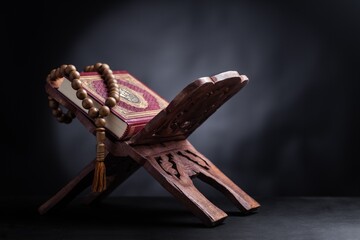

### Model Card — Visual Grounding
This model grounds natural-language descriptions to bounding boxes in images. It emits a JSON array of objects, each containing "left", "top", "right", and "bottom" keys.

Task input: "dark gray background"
[{"left": 3, "top": 0, "right": 360, "bottom": 198}]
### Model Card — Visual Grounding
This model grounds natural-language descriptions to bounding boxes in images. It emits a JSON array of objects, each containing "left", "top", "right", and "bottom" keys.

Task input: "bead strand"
[
  {"left": 47, "top": 63, "right": 121, "bottom": 127},
  {"left": 46, "top": 64, "right": 81, "bottom": 124},
  {"left": 46, "top": 62, "right": 121, "bottom": 192},
  {"left": 47, "top": 96, "right": 75, "bottom": 124},
  {"left": 81, "top": 62, "right": 121, "bottom": 192},
  {"left": 78, "top": 63, "right": 121, "bottom": 129}
]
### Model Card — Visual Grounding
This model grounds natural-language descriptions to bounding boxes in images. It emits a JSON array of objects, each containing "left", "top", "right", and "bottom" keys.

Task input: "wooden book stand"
[{"left": 39, "top": 71, "right": 260, "bottom": 227}]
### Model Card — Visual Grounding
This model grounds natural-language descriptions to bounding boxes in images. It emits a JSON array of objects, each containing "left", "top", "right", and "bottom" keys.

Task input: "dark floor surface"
[{"left": 0, "top": 196, "right": 359, "bottom": 240}]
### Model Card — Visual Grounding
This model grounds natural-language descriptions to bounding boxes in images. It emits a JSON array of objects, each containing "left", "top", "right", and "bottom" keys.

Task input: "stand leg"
[
  {"left": 129, "top": 140, "right": 259, "bottom": 226},
  {"left": 142, "top": 152, "right": 228, "bottom": 227},
  {"left": 39, "top": 140, "right": 259, "bottom": 227},
  {"left": 83, "top": 155, "right": 140, "bottom": 205},
  {"left": 177, "top": 144, "right": 260, "bottom": 211},
  {"left": 178, "top": 146, "right": 260, "bottom": 212},
  {"left": 38, "top": 154, "right": 140, "bottom": 214},
  {"left": 198, "top": 169, "right": 260, "bottom": 212},
  {"left": 38, "top": 160, "right": 95, "bottom": 215}
]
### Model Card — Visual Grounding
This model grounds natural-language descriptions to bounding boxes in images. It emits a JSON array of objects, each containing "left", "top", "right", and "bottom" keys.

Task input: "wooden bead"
[
  {"left": 109, "top": 90, "right": 119, "bottom": 96},
  {"left": 57, "top": 115, "right": 65, "bottom": 123},
  {"left": 109, "top": 89, "right": 118, "bottom": 95},
  {"left": 99, "top": 106, "right": 110, "bottom": 117},
  {"left": 102, "top": 68, "right": 114, "bottom": 79},
  {"left": 105, "top": 97, "right": 116, "bottom": 107},
  {"left": 55, "top": 68, "right": 62, "bottom": 78},
  {"left": 63, "top": 115, "right": 72, "bottom": 124},
  {"left": 106, "top": 79, "right": 117, "bottom": 85},
  {"left": 108, "top": 82, "right": 118, "bottom": 90},
  {"left": 88, "top": 107, "right": 99, "bottom": 118},
  {"left": 60, "top": 64, "right": 68, "bottom": 75},
  {"left": 52, "top": 108, "right": 62, "bottom": 117},
  {"left": 69, "top": 70, "right": 80, "bottom": 81},
  {"left": 66, "top": 110, "right": 76, "bottom": 119},
  {"left": 94, "top": 63, "right": 102, "bottom": 71},
  {"left": 104, "top": 69, "right": 113, "bottom": 75},
  {"left": 82, "top": 98, "right": 94, "bottom": 109},
  {"left": 95, "top": 117, "right": 106, "bottom": 127},
  {"left": 111, "top": 93, "right": 120, "bottom": 102},
  {"left": 65, "top": 65, "right": 76, "bottom": 75},
  {"left": 76, "top": 88, "right": 87, "bottom": 100},
  {"left": 49, "top": 69, "right": 57, "bottom": 81},
  {"left": 109, "top": 91, "right": 120, "bottom": 102},
  {"left": 109, "top": 89, "right": 119, "bottom": 96},
  {"left": 48, "top": 99, "right": 59, "bottom": 109},
  {"left": 103, "top": 73, "right": 114, "bottom": 80},
  {"left": 84, "top": 65, "right": 93, "bottom": 72},
  {"left": 98, "top": 63, "right": 109, "bottom": 73},
  {"left": 71, "top": 79, "right": 82, "bottom": 90}
]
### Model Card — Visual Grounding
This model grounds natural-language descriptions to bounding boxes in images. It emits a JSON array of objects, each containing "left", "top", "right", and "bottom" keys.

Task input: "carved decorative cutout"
[
  {"left": 155, "top": 154, "right": 180, "bottom": 179},
  {"left": 130, "top": 71, "right": 248, "bottom": 145},
  {"left": 177, "top": 150, "right": 210, "bottom": 170}
]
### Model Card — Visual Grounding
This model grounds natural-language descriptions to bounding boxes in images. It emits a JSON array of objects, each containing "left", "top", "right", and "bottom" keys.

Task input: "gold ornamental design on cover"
[{"left": 81, "top": 72, "right": 168, "bottom": 120}]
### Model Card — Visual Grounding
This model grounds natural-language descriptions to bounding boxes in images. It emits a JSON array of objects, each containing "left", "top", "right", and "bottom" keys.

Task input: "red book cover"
[{"left": 57, "top": 71, "right": 168, "bottom": 140}]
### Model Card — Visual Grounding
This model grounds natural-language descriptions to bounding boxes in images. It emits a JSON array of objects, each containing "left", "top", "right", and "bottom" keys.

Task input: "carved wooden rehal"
[{"left": 39, "top": 71, "right": 260, "bottom": 227}]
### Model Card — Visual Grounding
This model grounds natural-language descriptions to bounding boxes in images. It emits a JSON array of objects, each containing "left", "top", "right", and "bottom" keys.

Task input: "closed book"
[{"left": 57, "top": 71, "right": 168, "bottom": 140}]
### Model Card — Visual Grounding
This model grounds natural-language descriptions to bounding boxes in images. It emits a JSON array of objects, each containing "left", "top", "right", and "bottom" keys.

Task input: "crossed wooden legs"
[
  {"left": 130, "top": 140, "right": 259, "bottom": 226},
  {"left": 38, "top": 155, "right": 140, "bottom": 215},
  {"left": 38, "top": 140, "right": 259, "bottom": 227}
]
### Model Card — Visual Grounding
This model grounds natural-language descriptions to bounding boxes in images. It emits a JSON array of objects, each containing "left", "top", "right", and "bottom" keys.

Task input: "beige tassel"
[{"left": 92, "top": 128, "right": 107, "bottom": 192}]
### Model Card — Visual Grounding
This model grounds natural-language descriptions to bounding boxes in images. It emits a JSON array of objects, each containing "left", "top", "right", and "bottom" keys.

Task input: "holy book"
[{"left": 57, "top": 71, "right": 168, "bottom": 140}]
